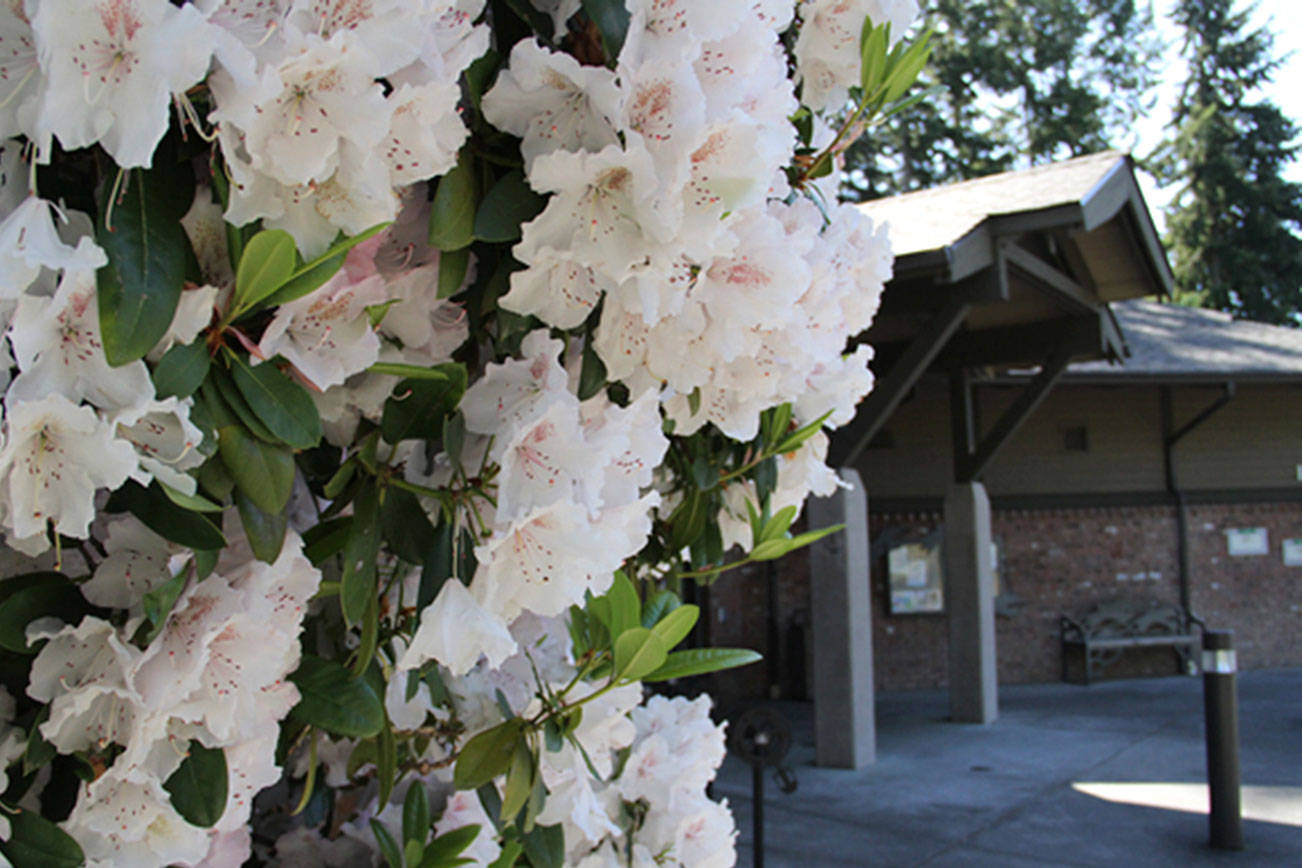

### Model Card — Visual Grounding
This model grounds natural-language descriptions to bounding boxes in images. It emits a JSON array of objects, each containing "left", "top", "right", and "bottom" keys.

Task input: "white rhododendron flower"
[
  {"left": 0, "top": 0, "right": 922, "bottom": 860},
  {"left": 32, "top": 0, "right": 215, "bottom": 167},
  {"left": 0, "top": 395, "right": 136, "bottom": 541}
]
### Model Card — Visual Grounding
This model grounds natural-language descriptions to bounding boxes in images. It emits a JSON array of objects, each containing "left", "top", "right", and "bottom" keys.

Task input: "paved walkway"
[{"left": 713, "top": 669, "right": 1302, "bottom": 867}]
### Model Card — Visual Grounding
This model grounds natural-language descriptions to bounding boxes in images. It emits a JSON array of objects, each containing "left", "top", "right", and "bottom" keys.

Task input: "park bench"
[{"left": 1060, "top": 598, "right": 1203, "bottom": 685}]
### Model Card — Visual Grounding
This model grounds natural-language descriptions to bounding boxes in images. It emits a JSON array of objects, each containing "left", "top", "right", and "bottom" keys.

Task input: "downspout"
[{"left": 1161, "top": 382, "right": 1236, "bottom": 620}]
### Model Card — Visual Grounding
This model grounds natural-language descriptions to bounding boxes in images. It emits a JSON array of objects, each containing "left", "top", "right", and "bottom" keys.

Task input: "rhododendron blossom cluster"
[{"left": 0, "top": 0, "right": 923, "bottom": 865}]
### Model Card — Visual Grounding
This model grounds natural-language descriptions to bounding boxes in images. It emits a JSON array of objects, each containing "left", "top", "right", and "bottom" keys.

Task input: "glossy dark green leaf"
[
  {"left": 381, "top": 486, "right": 437, "bottom": 565},
  {"left": 0, "top": 573, "right": 87, "bottom": 653},
  {"left": 140, "top": 568, "right": 190, "bottom": 642},
  {"left": 474, "top": 170, "right": 545, "bottom": 243},
  {"left": 423, "top": 823, "right": 482, "bottom": 868},
  {"left": 403, "top": 780, "right": 431, "bottom": 846},
  {"left": 640, "top": 589, "right": 681, "bottom": 629},
  {"left": 234, "top": 487, "right": 288, "bottom": 563},
  {"left": 439, "top": 246, "right": 470, "bottom": 299},
  {"left": 218, "top": 425, "right": 295, "bottom": 513},
  {"left": 96, "top": 166, "right": 191, "bottom": 366},
  {"left": 157, "top": 481, "right": 223, "bottom": 513},
  {"left": 380, "top": 366, "right": 469, "bottom": 444},
  {"left": 303, "top": 516, "right": 353, "bottom": 565},
  {"left": 641, "top": 647, "right": 763, "bottom": 682},
  {"left": 104, "top": 480, "right": 227, "bottom": 550},
  {"left": 463, "top": 49, "right": 500, "bottom": 111},
  {"left": 376, "top": 710, "right": 397, "bottom": 804},
  {"left": 232, "top": 229, "right": 297, "bottom": 316},
  {"left": 0, "top": 807, "right": 85, "bottom": 868},
  {"left": 153, "top": 339, "right": 211, "bottom": 400},
  {"left": 577, "top": 337, "right": 606, "bottom": 401},
  {"left": 418, "top": 521, "right": 454, "bottom": 610},
  {"left": 23, "top": 707, "right": 55, "bottom": 776},
  {"left": 164, "top": 743, "right": 228, "bottom": 828},
  {"left": 580, "top": 0, "right": 630, "bottom": 60},
  {"left": 371, "top": 819, "right": 404, "bottom": 868},
  {"left": 428, "top": 155, "right": 476, "bottom": 251},
  {"left": 453, "top": 718, "right": 524, "bottom": 790},
  {"left": 520, "top": 822, "right": 565, "bottom": 868},
  {"left": 340, "top": 484, "right": 380, "bottom": 626},
  {"left": 500, "top": 740, "right": 534, "bottom": 823},
  {"left": 211, "top": 367, "right": 279, "bottom": 443},
  {"left": 289, "top": 654, "right": 385, "bottom": 738},
  {"left": 230, "top": 356, "right": 322, "bottom": 449}
]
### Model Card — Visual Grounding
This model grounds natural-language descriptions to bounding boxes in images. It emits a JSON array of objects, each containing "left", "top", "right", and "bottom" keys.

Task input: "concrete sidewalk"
[{"left": 713, "top": 669, "right": 1302, "bottom": 867}]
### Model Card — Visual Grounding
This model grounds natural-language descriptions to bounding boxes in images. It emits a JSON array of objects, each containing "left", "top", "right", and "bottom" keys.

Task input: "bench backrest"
[{"left": 1077, "top": 598, "right": 1186, "bottom": 638}]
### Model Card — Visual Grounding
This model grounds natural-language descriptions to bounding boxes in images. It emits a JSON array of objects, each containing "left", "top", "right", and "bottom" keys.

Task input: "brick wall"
[{"left": 706, "top": 500, "right": 1302, "bottom": 701}]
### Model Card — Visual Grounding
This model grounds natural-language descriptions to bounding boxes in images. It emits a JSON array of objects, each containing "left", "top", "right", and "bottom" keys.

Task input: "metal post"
[
  {"left": 1202, "top": 630, "right": 1244, "bottom": 850},
  {"left": 751, "top": 760, "right": 764, "bottom": 868}
]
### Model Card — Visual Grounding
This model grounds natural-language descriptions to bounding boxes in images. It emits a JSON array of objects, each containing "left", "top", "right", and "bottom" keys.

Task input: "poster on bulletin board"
[
  {"left": 887, "top": 538, "right": 944, "bottom": 614},
  {"left": 1225, "top": 527, "right": 1269, "bottom": 556},
  {"left": 1283, "top": 538, "right": 1302, "bottom": 566}
]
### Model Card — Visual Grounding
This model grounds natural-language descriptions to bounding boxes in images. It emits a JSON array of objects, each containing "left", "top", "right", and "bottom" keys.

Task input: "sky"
[{"left": 1131, "top": 0, "right": 1302, "bottom": 225}]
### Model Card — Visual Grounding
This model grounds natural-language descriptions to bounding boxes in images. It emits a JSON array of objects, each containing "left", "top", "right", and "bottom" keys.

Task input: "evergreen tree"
[
  {"left": 841, "top": 0, "right": 1160, "bottom": 200},
  {"left": 1160, "top": 0, "right": 1302, "bottom": 324}
]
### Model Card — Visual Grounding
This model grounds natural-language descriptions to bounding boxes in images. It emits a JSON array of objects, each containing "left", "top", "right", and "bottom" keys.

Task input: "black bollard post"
[
  {"left": 752, "top": 757, "right": 765, "bottom": 868},
  {"left": 1202, "top": 630, "right": 1244, "bottom": 850}
]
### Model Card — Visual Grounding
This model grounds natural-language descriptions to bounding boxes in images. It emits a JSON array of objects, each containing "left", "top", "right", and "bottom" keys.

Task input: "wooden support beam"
[
  {"left": 1000, "top": 240, "right": 1100, "bottom": 315},
  {"left": 830, "top": 299, "right": 972, "bottom": 467},
  {"left": 956, "top": 344, "right": 1073, "bottom": 482}
]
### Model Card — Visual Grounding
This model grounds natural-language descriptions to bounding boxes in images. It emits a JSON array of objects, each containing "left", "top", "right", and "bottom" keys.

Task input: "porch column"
[
  {"left": 943, "top": 481, "right": 998, "bottom": 723},
  {"left": 808, "top": 468, "right": 875, "bottom": 768}
]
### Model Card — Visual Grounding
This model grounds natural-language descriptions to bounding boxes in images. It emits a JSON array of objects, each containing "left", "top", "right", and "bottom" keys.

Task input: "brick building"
[{"left": 707, "top": 155, "right": 1302, "bottom": 751}]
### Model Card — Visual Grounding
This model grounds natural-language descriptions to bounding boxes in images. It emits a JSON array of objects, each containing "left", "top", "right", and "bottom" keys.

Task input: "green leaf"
[
  {"left": 418, "top": 520, "right": 454, "bottom": 610},
  {"left": 425, "top": 824, "right": 483, "bottom": 868},
  {"left": 303, "top": 515, "right": 353, "bottom": 565},
  {"left": 153, "top": 339, "right": 211, "bottom": 400},
  {"left": 140, "top": 567, "right": 190, "bottom": 643},
  {"left": 0, "top": 573, "right": 88, "bottom": 653},
  {"left": 369, "top": 362, "right": 460, "bottom": 381},
  {"left": 463, "top": 49, "right": 500, "bottom": 111},
  {"left": 438, "top": 246, "right": 470, "bottom": 299},
  {"left": 453, "top": 719, "right": 525, "bottom": 790},
  {"left": 577, "top": 338, "right": 606, "bottom": 401},
  {"left": 218, "top": 425, "right": 296, "bottom": 513},
  {"left": 234, "top": 487, "right": 288, "bottom": 563},
  {"left": 372, "top": 819, "right": 404, "bottom": 868},
  {"left": 612, "top": 627, "right": 669, "bottom": 682},
  {"left": 0, "top": 808, "right": 85, "bottom": 868},
  {"left": 642, "top": 647, "right": 763, "bottom": 682},
  {"left": 775, "top": 410, "right": 833, "bottom": 454},
  {"left": 376, "top": 710, "right": 397, "bottom": 805},
  {"left": 380, "top": 366, "right": 469, "bottom": 444},
  {"left": 340, "top": 484, "right": 381, "bottom": 626},
  {"left": 487, "top": 840, "right": 524, "bottom": 868},
  {"left": 521, "top": 823, "right": 565, "bottom": 868},
  {"left": 164, "top": 743, "right": 228, "bottom": 828},
  {"left": 760, "top": 505, "right": 798, "bottom": 543},
  {"left": 474, "top": 170, "right": 545, "bottom": 243},
  {"left": 606, "top": 571, "right": 640, "bottom": 639},
  {"left": 104, "top": 480, "right": 227, "bottom": 550},
  {"left": 859, "top": 20, "right": 890, "bottom": 94},
  {"left": 750, "top": 538, "right": 790, "bottom": 561},
  {"left": 289, "top": 655, "right": 386, "bottom": 738},
  {"left": 649, "top": 603, "right": 698, "bottom": 649},
  {"left": 230, "top": 356, "right": 322, "bottom": 449},
  {"left": 581, "top": 0, "right": 631, "bottom": 60},
  {"left": 500, "top": 740, "right": 534, "bottom": 822},
  {"left": 429, "top": 155, "right": 476, "bottom": 251},
  {"left": 403, "top": 781, "right": 431, "bottom": 846},
  {"left": 640, "top": 590, "right": 681, "bottom": 629},
  {"left": 23, "top": 706, "right": 54, "bottom": 776},
  {"left": 158, "top": 480, "right": 223, "bottom": 513},
  {"left": 232, "top": 229, "right": 297, "bottom": 316},
  {"left": 96, "top": 163, "right": 191, "bottom": 366},
  {"left": 212, "top": 367, "right": 280, "bottom": 443},
  {"left": 668, "top": 490, "right": 708, "bottom": 552},
  {"left": 259, "top": 223, "right": 391, "bottom": 309},
  {"left": 381, "top": 487, "right": 437, "bottom": 565}
]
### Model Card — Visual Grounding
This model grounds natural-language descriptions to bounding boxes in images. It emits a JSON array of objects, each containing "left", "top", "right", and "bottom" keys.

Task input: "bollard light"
[{"left": 1201, "top": 630, "right": 1244, "bottom": 850}]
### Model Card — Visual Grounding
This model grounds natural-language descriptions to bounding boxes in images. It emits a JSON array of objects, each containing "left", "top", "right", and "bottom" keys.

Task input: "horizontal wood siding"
[{"left": 852, "top": 380, "right": 1302, "bottom": 499}]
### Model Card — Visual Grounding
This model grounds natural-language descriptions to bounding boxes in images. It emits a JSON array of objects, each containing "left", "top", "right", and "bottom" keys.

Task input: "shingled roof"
[
  {"left": 1066, "top": 300, "right": 1302, "bottom": 382},
  {"left": 858, "top": 150, "right": 1129, "bottom": 259}
]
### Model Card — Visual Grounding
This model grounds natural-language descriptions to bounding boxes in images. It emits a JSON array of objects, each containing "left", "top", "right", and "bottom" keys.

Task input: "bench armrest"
[{"left": 1060, "top": 615, "right": 1087, "bottom": 641}]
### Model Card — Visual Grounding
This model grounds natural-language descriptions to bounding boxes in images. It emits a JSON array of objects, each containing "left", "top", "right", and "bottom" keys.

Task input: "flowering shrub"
[{"left": 0, "top": 0, "right": 924, "bottom": 865}]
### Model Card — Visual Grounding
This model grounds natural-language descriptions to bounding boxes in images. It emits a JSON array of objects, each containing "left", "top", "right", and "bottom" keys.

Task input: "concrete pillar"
[
  {"left": 943, "top": 481, "right": 998, "bottom": 723},
  {"left": 808, "top": 468, "right": 875, "bottom": 768}
]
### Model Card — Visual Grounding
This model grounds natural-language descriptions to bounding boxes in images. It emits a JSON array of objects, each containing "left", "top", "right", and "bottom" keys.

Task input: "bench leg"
[{"left": 1084, "top": 645, "right": 1092, "bottom": 686}]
